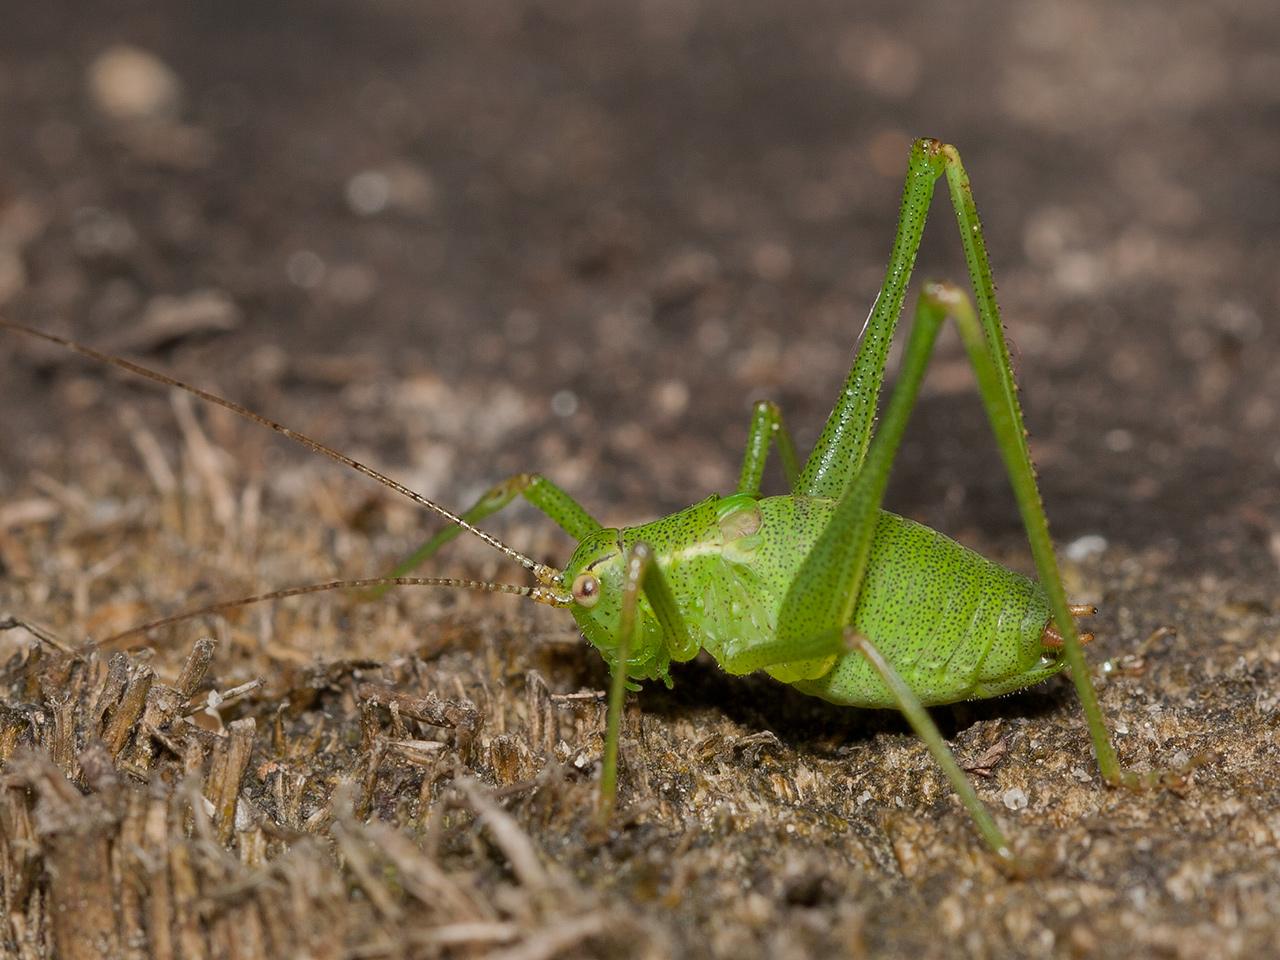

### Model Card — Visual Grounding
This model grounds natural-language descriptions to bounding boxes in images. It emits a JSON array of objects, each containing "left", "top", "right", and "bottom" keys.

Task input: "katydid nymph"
[{"left": 2, "top": 138, "right": 1156, "bottom": 865}]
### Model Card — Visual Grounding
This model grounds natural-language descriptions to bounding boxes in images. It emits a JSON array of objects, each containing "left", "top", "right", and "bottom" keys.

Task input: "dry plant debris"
[{"left": 0, "top": 397, "right": 1277, "bottom": 960}]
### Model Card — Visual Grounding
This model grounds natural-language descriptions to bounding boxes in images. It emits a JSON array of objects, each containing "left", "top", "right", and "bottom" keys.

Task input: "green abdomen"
[
  {"left": 796, "top": 510, "right": 1055, "bottom": 707},
  {"left": 661, "top": 498, "right": 1056, "bottom": 709}
]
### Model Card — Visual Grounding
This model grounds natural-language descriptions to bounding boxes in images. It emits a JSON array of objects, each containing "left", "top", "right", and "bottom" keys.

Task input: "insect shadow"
[{"left": 649, "top": 650, "right": 1072, "bottom": 759}]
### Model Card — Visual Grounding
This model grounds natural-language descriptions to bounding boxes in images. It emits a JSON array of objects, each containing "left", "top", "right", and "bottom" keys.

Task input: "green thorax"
[{"left": 565, "top": 494, "right": 1062, "bottom": 707}]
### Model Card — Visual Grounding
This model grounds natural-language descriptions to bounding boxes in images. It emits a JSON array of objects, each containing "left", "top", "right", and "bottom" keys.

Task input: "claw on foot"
[{"left": 1108, "top": 751, "right": 1212, "bottom": 794}]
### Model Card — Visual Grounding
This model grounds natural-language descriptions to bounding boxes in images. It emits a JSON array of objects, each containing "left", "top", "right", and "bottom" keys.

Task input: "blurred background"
[
  {"left": 1, "top": 0, "right": 1276, "bottom": 570},
  {"left": 2, "top": 2, "right": 1279, "bottom": 957}
]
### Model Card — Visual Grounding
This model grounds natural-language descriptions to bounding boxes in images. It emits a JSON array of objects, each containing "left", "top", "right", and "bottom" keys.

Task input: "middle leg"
[
  {"left": 367, "top": 473, "right": 600, "bottom": 598},
  {"left": 736, "top": 400, "right": 800, "bottom": 497}
]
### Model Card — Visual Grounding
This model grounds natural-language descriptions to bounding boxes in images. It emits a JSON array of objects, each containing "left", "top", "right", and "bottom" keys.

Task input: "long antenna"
[
  {"left": 99, "top": 576, "right": 573, "bottom": 648},
  {"left": 1, "top": 320, "right": 558, "bottom": 582}
]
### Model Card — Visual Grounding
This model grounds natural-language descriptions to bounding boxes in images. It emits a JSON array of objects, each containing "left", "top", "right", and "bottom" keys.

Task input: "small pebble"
[
  {"left": 653, "top": 379, "right": 689, "bottom": 417},
  {"left": 1002, "top": 787, "right": 1029, "bottom": 811},
  {"left": 655, "top": 249, "right": 718, "bottom": 304},
  {"left": 286, "top": 250, "right": 326, "bottom": 289},
  {"left": 751, "top": 241, "right": 793, "bottom": 281},
  {"left": 1065, "top": 533, "right": 1108, "bottom": 562},
  {"left": 1104, "top": 428, "right": 1134, "bottom": 453},
  {"left": 139, "top": 289, "right": 240, "bottom": 341},
  {"left": 550, "top": 389, "right": 578, "bottom": 418},
  {"left": 87, "top": 45, "right": 183, "bottom": 122},
  {"left": 345, "top": 170, "right": 391, "bottom": 216},
  {"left": 345, "top": 161, "right": 435, "bottom": 216}
]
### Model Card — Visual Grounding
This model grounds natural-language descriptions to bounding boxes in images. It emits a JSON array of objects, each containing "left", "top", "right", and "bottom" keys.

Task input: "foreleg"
[
  {"left": 367, "top": 473, "right": 600, "bottom": 597},
  {"left": 599, "top": 542, "right": 693, "bottom": 818}
]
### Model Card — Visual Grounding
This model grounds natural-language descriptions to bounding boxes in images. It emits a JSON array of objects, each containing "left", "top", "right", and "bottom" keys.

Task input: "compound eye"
[{"left": 571, "top": 573, "right": 600, "bottom": 608}]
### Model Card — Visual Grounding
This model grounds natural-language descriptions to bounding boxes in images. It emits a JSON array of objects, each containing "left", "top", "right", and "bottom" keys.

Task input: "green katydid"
[{"left": 1, "top": 138, "right": 1158, "bottom": 865}]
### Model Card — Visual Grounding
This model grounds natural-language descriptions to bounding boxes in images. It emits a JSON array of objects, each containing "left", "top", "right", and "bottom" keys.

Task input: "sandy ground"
[{"left": 1, "top": 1, "right": 1278, "bottom": 957}]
